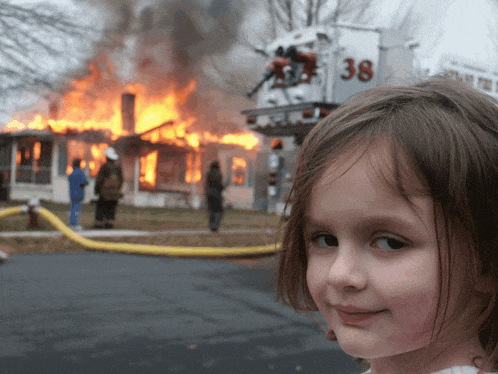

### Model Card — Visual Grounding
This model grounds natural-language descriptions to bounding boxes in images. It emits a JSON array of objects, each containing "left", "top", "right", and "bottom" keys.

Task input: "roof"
[{"left": 0, "top": 129, "right": 55, "bottom": 139}]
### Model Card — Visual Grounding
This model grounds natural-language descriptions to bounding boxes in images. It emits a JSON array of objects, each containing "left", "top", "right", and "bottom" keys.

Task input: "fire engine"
[
  {"left": 242, "top": 23, "right": 418, "bottom": 213},
  {"left": 242, "top": 23, "right": 418, "bottom": 144}
]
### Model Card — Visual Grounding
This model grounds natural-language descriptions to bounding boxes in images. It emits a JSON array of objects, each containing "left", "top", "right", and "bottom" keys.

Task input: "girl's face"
[{"left": 305, "top": 143, "right": 442, "bottom": 360}]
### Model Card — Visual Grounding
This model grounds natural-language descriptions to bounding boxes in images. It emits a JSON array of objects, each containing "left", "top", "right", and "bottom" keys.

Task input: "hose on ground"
[{"left": 0, "top": 206, "right": 281, "bottom": 258}]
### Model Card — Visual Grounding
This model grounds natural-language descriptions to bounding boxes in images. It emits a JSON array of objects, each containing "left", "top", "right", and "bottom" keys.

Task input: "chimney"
[
  {"left": 121, "top": 93, "right": 136, "bottom": 133},
  {"left": 49, "top": 101, "right": 58, "bottom": 120}
]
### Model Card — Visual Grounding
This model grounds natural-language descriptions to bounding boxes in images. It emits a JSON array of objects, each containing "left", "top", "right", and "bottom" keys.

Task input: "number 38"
[{"left": 341, "top": 58, "right": 374, "bottom": 82}]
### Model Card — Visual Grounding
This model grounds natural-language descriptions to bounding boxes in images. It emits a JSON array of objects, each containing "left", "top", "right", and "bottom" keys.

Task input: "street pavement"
[{"left": 0, "top": 252, "right": 363, "bottom": 374}]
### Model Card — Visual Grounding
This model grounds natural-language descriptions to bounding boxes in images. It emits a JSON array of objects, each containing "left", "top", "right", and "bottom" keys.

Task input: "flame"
[
  {"left": 4, "top": 54, "right": 259, "bottom": 151},
  {"left": 202, "top": 132, "right": 259, "bottom": 151},
  {"left": 66, "top": 141, "right": 107, "bottom": 176},
  {"left": 4, "top": 54, "right": 260, "bottom": 188},
  {"left": 185, "top": 153, "right": 201, "bottom": 183},
  {"left": 33, "top": 142, "right": 41, "bottom": 160},
  {"left": 33, "top": 142, "right": 40, "bottom": 173},
  {"left": 139, "top": 151, "right": 158, "bottom": 188},
  {"left": 232, "top": 157, "right": 247, "bottom": 186}
]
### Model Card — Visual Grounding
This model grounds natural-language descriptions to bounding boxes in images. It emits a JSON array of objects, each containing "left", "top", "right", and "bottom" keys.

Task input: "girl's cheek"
[{"left": 306, "top": 264, "right": 327, "bottom": 308}]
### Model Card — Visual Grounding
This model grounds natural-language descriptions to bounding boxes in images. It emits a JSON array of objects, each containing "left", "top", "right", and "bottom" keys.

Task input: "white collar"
[
  {"left": 432, "top": 367, "right": 482, "bottom": 374},
  {"left": 363, "top": 366, "right": 485, "bottom": 374}
]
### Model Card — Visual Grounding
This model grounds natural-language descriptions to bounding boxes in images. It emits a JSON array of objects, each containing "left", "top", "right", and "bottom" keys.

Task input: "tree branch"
[{"left": 0, "top": 0, "right": 102, "bottom": 106}]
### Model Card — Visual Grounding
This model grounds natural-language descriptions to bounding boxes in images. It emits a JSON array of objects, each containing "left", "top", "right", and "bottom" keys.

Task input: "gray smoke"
[{"left": 67, "top": 0, "right": 255, "bottom": 136}]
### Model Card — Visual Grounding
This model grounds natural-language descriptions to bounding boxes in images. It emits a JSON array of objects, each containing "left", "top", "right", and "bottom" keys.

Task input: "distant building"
[{"left": 435, "top": 54, "right": 498, "bottom": 100}]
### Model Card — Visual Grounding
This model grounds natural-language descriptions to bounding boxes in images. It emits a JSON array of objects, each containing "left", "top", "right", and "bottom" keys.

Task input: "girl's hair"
[{"left": 276, "top": 77, "right": 498, "bottom": 370}]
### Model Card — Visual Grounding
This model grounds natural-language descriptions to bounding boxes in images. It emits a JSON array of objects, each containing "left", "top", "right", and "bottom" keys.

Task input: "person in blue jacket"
[{"left": 68, "top": 158, "right": 88, "bottom": 230}]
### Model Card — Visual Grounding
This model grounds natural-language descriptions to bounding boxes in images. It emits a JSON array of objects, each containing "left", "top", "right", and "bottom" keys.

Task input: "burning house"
[
  {"left": 0, "top": 72, "right": 260, "bottom": 210},
  {"left": 0, "top": 2, "right": 266, "bottom": 210}
]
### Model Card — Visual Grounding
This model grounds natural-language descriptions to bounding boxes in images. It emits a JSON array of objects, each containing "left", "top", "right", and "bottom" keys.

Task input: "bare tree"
[
  {"left": 387, "top": 3, "right": 421, "bottom": 39},
  {"left": 259, "top": 0, "right": 375, "bottom": 38},
  {"left": 0, "top": 1, "right": 102, "bottom": 108}
]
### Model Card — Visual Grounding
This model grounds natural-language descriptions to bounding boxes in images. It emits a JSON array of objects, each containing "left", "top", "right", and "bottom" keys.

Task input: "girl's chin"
[
  {"left": 337, "top": 334, "right": 428, "bottom": 361},
  {"left": 334, "top": 329, "right": 403, "bottom": 359},
  {"left": 338, "top": 341, "right": 380, "bottom": 359}
]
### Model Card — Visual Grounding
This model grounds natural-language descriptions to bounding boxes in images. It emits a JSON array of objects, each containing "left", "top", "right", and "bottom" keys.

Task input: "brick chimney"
[
  {"left": 121, "top": 93, "right": 136, "bottom": 133},
  {"left": 49, "top": 101, "right": 58, "bottom": 120}
]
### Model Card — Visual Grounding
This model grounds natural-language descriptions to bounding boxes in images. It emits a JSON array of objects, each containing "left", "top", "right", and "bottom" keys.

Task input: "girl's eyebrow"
[
  {"left": 302, "top": 217, "right": 330, "bottom": 232},
  {"left": 303, "top": 214, "right": 426, "bottom": 237}
]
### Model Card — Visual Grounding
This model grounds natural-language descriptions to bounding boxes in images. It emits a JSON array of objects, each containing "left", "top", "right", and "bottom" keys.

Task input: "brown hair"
[{"left": 276, "top": 78, "right": 498, "bottom": 370}]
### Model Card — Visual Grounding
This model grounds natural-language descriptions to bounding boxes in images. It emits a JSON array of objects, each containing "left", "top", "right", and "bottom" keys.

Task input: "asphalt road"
[{"left": 0, "top": 253, "right": 363, "bottom": 374}]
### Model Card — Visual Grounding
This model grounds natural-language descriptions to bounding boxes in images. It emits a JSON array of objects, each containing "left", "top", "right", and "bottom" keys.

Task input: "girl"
[{"left": 277, "top": 78, "right": 498, "bottom": 374}]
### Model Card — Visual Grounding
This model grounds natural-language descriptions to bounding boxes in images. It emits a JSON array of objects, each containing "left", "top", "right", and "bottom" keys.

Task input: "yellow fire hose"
[{"left": 0, "top": 206, "right": 281, "bottom": 258}]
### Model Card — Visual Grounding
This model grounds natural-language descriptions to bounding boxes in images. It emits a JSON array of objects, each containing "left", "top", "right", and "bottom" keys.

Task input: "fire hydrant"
[{"left": 27, "top": 198, "right": 41, "bottom": 229}]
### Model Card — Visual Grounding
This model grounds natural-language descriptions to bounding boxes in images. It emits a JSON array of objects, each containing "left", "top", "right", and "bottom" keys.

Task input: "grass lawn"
[{"left": 0, "top": 200, "right": 285, "bottom": 256}]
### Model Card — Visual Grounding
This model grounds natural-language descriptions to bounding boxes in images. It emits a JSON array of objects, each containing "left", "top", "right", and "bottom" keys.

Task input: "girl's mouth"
[{"left": 333, "top": 305, "right": 385, "bottom": 325}]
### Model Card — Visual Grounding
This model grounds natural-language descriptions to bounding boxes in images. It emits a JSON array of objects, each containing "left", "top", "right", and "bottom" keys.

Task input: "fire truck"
[
  {"left": 242, "top": 23, "right": 418, "bottom": 213},
  {"left": 242, "top": 23, "right": 418, "bottom": 144}
]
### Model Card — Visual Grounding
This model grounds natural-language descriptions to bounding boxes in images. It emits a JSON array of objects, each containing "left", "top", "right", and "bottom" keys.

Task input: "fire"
[
  {"left": 231, "top": 157, "right": 247, "bottom": 186},
  {"left": 4, "top": 54, "right": 259, "bottom": 151},
  {"left": 66, "top": 141, "right": 107, "bottom": 176},
  {"left": 203, "top": 132, "right": 259, "bottom": 151},
  {"left": 4, "top": 53, "right": 260, "bottom": 191},
  {"left": 139, "top": 151, "right": 158, "bottom": 188},
  {"left": 33, "top": 142, "right": 41, "bottom": 160},
  {"left": 33, "top": 142, "right": 40, "bottom": 173},
  {"left": 185, "top": 153, "right": 202, "bottom": 183}
]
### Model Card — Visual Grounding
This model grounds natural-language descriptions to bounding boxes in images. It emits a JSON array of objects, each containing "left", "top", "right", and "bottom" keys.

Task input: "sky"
[
  {"left": 4, "top": 0, "right": 498, "bottom": 124},
  {"left": 388, "top": 0, "right": 498, "bottom": 73}
]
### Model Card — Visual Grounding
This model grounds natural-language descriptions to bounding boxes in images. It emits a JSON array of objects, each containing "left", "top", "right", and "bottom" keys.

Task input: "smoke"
[{"left": 66, "top": 0, "right": 255, "bottom": 136}]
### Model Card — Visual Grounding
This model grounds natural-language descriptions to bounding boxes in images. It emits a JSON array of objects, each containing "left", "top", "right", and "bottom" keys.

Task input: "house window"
[
  {"left": 156, "top": 153, "right": 186, "bottom": 187},
  {"left": 66, "top": 140, "right": 107, "bottom": 177},
  {"left": 231, "top": 157, "right": 247, "bottom": 186},
  {"left": 139, "top": 150, "right": 191, "bottom": 191},
  {"left": 185, "top": 152, "right": 201, "bottom": 184},
  {"left": 139, "top": 150, "right": 158, "bottom": 190},
  {"left": 15, "top": 137, "right": 52, "bottom": 184}
]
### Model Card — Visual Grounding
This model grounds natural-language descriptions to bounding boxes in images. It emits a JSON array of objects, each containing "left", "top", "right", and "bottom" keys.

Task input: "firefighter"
[
  {"left": 285, "top": 45, "right": 317, "bottom": 83},
  {"left": 93, "top": 147, "right": 123, "bottom": 229},
  {"left": 247, "top": 46, "right": 290, "bottom": 97},
  {"left": 204, "top": 160, "right": 225, "bottom": 232},
  {"left": 267, "top": 46, "right": 290, "bottom": 88}
]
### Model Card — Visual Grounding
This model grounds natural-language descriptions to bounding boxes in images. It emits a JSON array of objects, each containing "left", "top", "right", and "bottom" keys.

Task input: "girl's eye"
[
  {"left": 314, "top": 234, "right": 338, "bottom": 247},
  {"left": 375, "top": 237, "right": 408, "bottom": 251}
]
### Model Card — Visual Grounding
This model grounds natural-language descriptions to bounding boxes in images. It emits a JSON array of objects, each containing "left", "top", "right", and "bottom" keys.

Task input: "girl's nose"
[{"left": 327, "top": 244, "right": 367, "bottom": 292}]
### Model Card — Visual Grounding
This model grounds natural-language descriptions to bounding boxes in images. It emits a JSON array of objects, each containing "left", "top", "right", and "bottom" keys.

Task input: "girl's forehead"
[{"left": 316, "top": 139, "right": 427, "bottom": 197}]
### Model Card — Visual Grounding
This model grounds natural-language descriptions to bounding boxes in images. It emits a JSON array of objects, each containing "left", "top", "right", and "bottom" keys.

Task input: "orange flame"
[
  {"left": 185, "top": 153, "right": 201, "bottom": 183},
  {"left": 4, "top": 54, "right": 259, "bottom": 187},
  {"left": 5, "top": 54, "right": 258, "bottom": 150},
  {"left": 33, "top": 142, "right": 41, "bottom": 160},
  {"left": 232, "top": 157, "right": 247, "bottom": 186},
  {"left": 139, "top": 151, "right": 158, "bottom": 188},
  {"left": 33, "top": 141, "right": 40, "bottom": 173},
  {"left": 66, "top": 141, "right": 107, "bottom": 176}
]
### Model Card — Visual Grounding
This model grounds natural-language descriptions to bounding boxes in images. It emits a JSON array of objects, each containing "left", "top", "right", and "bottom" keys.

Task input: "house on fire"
[{"left": 0, "top": 95, "right": 260, "bottom": 210}]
